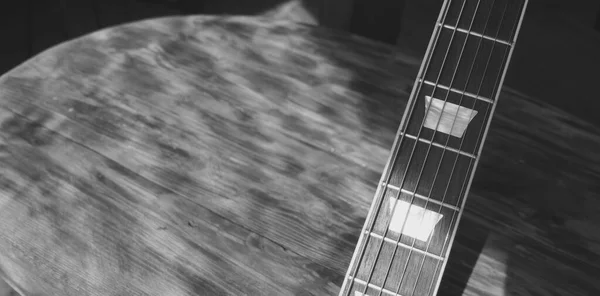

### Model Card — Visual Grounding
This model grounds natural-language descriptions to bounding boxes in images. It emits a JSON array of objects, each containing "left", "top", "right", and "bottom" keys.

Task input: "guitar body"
[{"left": 0, "top": 3, "right": 598, "bottom": 296}]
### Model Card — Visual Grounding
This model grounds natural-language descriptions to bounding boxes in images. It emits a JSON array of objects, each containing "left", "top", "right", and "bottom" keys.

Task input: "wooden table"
[{"left": 0, "top": 14, "right": 598, "bottom": 296}]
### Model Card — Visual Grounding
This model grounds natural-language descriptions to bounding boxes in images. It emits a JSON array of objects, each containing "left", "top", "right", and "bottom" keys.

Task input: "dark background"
[{"left": 0, "top": 0, "right": 598, "bottom": 127}]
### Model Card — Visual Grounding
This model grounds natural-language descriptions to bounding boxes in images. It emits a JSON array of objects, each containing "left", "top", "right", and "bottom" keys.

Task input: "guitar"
[{"left": 339, "top": 0, "right": 529, "bottom": 295}]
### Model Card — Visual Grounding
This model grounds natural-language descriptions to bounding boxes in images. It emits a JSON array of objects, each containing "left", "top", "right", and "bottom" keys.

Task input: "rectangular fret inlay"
[
  {"left": 423, "top": 96, "right": 477, "bottom": 138},
  {"left": 388, "top": 199, "right": 443, "bottom": 242},
  {"left": 372, "top": 190, "right": 457, "bottom": 257},
  {"left": 405, "top": 84, "right": 492, "bottom": 156}
]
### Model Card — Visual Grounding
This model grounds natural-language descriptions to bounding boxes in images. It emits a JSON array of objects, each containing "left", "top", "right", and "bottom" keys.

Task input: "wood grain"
[{"left": 0, "top": 14, "right": 598, "bottom": 296}]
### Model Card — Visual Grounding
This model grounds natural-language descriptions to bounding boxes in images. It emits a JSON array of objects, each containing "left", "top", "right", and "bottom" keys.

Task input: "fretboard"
[{"left": 339, "top": 0, "right": 529, "bottom": 295}]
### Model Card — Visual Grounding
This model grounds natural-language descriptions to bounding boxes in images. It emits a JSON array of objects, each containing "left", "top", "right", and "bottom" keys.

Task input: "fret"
[
  {"left": 440, "top": 23, "right": 512, "bottom": 46},
  {"left": 366, "top": 231, "right": 445, "bottom": 261},
  {"left": 423, "top": 24, "right": 511, "bottom": 100},
  {"left": 383, "top": 183, "right": 460, "bottom": 212},
  {"left": 444, "top": 0, "right": 523, "bottom": 43},
  {"left": 347, "top": 277, "right": 400, "bottom": 296},
  {"left": 420, "top": 79, "right": 493, "bottom": 104},
  {"left": 387, "top": 137, "right": 475, "bottom": 207},
  {"left": 341, "top": 231, "right": 445, "bottom": 296},
  {"left": 400, "top": 132, "right": 476, "bottom": 159}
]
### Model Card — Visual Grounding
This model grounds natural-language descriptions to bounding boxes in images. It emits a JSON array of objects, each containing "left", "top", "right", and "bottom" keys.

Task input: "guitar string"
[
  {"left": 342, "top": 26, "right": 447, "bottom": 294},
  {"left": 408, "top": 0, "right": 510, "bottom": 295},
  {"left": 353, "top": 0, "right": 464, "bottom": 293},
  {"left": 356, "top": 0, "right": 471, "bottom": 294},
  {"left": 363, "top": 0, "right": 516, "bottom": 293},
  {"left": 399, "top": 0, "right": 497, "bottom": 294},
  {"left": 425, "top": 2, "right": 522, "bottom": 295},
  {"left": 426, "top": 4, "right": 521, "bottom": 295},
  {"left": 347, "top": 0, "right": 522, "bottom": 294},
  {"left": 377, "top": 0, "right": 487, "bottom": 294},
  {"left": 342, "top": 0, "right": 454, "bottom": 294}
]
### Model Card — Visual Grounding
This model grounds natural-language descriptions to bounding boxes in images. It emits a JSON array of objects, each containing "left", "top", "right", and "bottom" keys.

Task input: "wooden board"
[{"left": 0, "top": 14, "right": 598, "bottom": 295}]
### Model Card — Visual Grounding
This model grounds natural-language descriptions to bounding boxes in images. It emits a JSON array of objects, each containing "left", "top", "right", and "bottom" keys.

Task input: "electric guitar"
[{"left": 339, "top": 0, "right": 529, "bottom": 295}]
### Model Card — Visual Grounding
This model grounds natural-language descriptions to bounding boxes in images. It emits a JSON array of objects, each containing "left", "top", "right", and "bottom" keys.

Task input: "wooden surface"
[{"left": 0, "top": 14, "right": 598, "bottom": 296}]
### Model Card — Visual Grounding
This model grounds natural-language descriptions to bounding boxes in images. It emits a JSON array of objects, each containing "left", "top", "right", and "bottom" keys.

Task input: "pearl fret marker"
[
  {"left": 424, "top": 96, "right": 478, "bottom": 138},
  {"left": 388, "top": 199, "right": 443, "bottom": 242}
]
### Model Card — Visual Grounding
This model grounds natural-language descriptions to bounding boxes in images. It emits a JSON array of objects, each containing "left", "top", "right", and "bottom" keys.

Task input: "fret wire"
[
  {"left": 342, "top": 0, "right": 455, "bottom": 295},
  {"left": 419, "top": 79, "right": 494, "bottom": 103},
  {"left": 348, "top": 277, "right": 402, "bottom": 296},
  {"left": 382, "top": 183, "right": 460, "bottom": 212},
  {"left": 400, "top": 132, "right": 477, "bottom": 159},
  {"left": 364, "top": 70, "right": 439, "bottom": 296},
  {"left": 366, "top": 231, "right": 445, "bottom": 261},
  {"left": 360, "top": 0, "right": 472, "bottom": 293},
  {"left": 425, "top": 1, "right": 511, "bottom": 293},
  {"left": 409, "top": 0, "right": 501, "bottom": 294},
  {"left": 428, "top": 1, "right": 528, "bottom": 295},
  {"left": 390, "top": 0, "right": 487, "bottom": 293},
  {"left": 441, "top": 23, "right": 512, "bottom": 46}
]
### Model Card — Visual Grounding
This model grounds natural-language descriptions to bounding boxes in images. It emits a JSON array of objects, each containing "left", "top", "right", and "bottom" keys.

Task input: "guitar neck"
[{"left": 339, "top": 0, "right": 529, "bottom": 295}]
